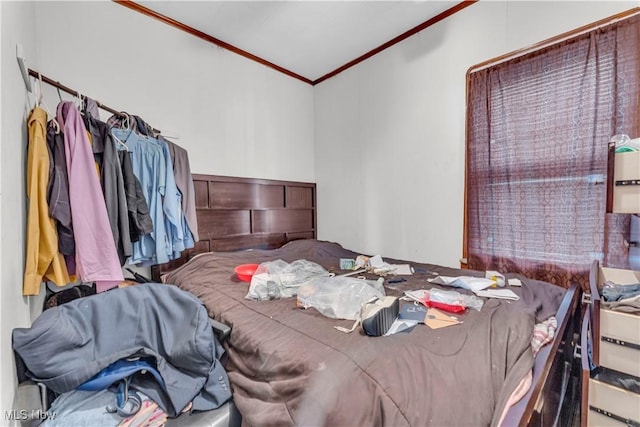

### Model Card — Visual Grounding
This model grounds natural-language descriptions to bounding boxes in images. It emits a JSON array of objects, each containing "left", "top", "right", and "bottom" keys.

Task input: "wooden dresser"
[{"left": 581, "top": 261, "right": 640, "bottom": 426}]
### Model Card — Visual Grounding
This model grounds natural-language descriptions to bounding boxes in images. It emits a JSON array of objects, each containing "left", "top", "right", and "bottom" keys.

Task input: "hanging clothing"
[
  {"left": 111, "top": 128, "right": 194, "bottom": 265},
  {"left": 83, "top": 110, "right": 132, "bottom": 265},
  {"left": 99, "top": 105, "right": 154, "bottom": 244},
  {"left": 45, "top": 121, "right": 75, "bottom": 274},
  {"left": 119, "top": 148, "right": 154, "bottom": 243},
  {"left": 23, "top": 107, "right": 72, "bottom": 296},
  {"left": 155, "top": 137, "right": 194, "bottom": 260},
  {"left": 56, "top": 101, "right": 123, "bottom": 292},
  {"left": 164, "top": 137, "right": 199, "bottom": 242},
  {"left": 82, "top": 97, "right": 100, "bottom": 120},
  {"left": 112, "top": 128, "right": 169, "bottom": 265},
  {"left": 126, "top": 116, "right": 197, "bottom": 244},
  {"left": 108, "top": 113, "right": 156, "bottom": 138},
  {"left": 108, "top": 115, "right": 196, "bottom": 265}
]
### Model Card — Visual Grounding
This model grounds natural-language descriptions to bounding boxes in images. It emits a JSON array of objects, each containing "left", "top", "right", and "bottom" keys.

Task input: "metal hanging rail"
[{"left": 27, "top": 68, "right": 123, "bottom": 117}]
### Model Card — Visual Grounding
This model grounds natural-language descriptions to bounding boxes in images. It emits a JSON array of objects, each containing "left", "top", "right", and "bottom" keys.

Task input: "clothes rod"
[{"left": 27, "top": 68, "right": 123, "bottom": 117}]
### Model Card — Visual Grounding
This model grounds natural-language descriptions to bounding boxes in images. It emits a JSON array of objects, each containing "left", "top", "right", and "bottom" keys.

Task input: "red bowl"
[{"left": 235, "top": 264, "right": 259, "bottom": 282}]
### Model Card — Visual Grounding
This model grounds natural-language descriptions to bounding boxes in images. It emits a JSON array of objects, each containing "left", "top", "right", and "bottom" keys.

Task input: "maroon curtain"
[{"left": 466, "top": 15, "right": 639, "bottom": 289}]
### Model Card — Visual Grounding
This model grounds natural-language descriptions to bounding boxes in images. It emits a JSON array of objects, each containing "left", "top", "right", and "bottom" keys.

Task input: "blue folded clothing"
[
  {"left": 601, "top": 282, "right": 640, "bottom": 302},
  {"left": 77, "top": 359, "right": 165, "bottom": 391}
]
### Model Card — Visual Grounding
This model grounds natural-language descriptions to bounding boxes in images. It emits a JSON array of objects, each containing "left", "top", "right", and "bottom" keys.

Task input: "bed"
[{"left": 155, "top": 174, "right": 582, "bottom": 427}]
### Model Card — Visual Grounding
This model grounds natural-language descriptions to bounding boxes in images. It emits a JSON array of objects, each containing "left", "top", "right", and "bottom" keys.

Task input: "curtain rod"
[{"left": 27, "top": 68, "right": 123, "bottom": 117}]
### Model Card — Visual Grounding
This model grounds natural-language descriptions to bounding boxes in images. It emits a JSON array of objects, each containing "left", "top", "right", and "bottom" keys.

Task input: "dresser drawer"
[
  {"left": 600, "top": 308, "right": 640, "bottom": 377},
  {"left": 588, "top": 409, "right": 628, "bottom": 427},
  {"left": 612, "top": 151, "right": 640, "bottom": 213},
  {"left": 588, "top": 409, "right": 627, "bottom": 427},
  {"left": 591, "top": 266, "right": 640, "bottom": 368},
  {"left": 599, "top": 266, "right": 640, "bottom": 287},
  {"left": 601, "top": 309, "right": 640, "bottom": 346},
  {"left": 599, "top": 339, "right": 640, "bottom": 378},
  {"left": 588, "top": 379, "right": 640, "bottom": 426}
]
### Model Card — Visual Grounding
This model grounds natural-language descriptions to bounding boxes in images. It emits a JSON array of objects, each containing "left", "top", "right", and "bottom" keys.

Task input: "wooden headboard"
[{"left": 151, "top": 174, "right": 316, "bottom": 281}]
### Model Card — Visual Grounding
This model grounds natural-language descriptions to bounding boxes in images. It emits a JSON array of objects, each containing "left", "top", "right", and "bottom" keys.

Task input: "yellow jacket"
[{"left": 23, "top": 107, "right": 71, "bottom": 295}]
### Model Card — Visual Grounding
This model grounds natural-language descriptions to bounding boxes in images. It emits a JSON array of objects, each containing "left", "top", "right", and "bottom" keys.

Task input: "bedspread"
[{"left": 163, "top": 239, "right": 565, "bottom": 427}]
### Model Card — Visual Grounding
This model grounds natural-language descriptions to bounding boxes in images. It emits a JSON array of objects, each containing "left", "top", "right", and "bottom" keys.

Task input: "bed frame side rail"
[{"left": 502, "top": 283, "right": 582, "bottom": 427}]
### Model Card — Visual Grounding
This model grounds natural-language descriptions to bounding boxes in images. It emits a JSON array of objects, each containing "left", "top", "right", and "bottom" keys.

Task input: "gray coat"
[
  {"left": 84, "top": 112, "right": 132, "bottom": 265},
  {"left": 12, "top": 283, "right": 231, "bottom": 417}
]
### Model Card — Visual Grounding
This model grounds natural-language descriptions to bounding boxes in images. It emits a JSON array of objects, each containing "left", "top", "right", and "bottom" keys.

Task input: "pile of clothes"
[
  {"left": 601, "top": 281, "right": 640, "bottom": 313},
  {"left": 12, "top": 283, "right": 231, "bottom": 425}
]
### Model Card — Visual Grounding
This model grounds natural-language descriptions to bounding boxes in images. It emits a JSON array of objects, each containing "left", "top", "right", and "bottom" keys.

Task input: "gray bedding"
[{"left": 163, "top": 239, "right": 565, "bottom": 427}]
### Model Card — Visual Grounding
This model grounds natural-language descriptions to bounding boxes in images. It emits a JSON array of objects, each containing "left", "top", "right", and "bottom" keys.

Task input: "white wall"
[
  {"left": 1, "top": 0, "right": 314, "bottom": 415},
  {"left": 314, "top": 1, "right": 637, "bottom": 267},
  {"left": 33, "top": 1, "right": 315, "bottom": 182},
  {"left": 0, "top": 1, "right": 44, "bottom": 419}
]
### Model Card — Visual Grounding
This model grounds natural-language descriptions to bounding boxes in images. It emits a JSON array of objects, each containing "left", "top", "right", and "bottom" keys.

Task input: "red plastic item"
[
  {"left": 234, "top": 264, "right": 259, "bottom": 282},
  {"left": 424, "top": 300, "right": 466, "bottom": 314}
]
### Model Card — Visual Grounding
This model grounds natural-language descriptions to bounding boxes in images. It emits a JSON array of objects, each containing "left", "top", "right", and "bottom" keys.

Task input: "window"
[{"left": 465, "top": 12, "right": 639, "bottom": 288}]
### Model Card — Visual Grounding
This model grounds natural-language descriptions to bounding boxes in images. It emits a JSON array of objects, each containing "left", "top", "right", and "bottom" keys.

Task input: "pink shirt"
[{"left": 57, "top": 102, "right": 123, "bottom": 291}]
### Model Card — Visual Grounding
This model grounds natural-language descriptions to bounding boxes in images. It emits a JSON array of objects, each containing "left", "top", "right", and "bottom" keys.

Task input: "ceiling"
[{"left": 133, "top": 1, "right": 466, "bottom": 84}]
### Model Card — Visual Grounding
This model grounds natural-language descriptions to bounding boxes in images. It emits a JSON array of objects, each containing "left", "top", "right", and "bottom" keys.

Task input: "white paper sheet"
[
  {"left": 428, "top": 276, "right": 495, "bottom": 292},
  {"left": 473, "top": 288, "right": 520, "bottom": 301}
]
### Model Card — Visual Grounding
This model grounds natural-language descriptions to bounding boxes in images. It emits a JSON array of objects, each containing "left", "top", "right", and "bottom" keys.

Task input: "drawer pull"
[
  {"left": 602, "top": 336, "right": 640, "bottom": 351},
  {"left": 589, "top": 405, "right": 640, "bottom": 427}
]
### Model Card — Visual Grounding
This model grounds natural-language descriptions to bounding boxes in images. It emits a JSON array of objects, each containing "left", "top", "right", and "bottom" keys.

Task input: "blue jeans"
[{"left": 601, "top": 282, "right": 640, "bottom": 302}]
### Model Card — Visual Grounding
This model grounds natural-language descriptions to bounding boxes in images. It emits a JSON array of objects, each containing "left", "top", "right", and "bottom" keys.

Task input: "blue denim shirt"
[{"left": 112, "top": 128, "right": 169, "bottom": 265}]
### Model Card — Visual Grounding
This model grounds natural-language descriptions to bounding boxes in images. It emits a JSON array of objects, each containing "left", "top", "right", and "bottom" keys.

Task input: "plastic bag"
[
  {"left": 611, "top": 134, "right": 640, "bottom": 152},
  {"left": 245, "top": 259, "right": 330, "bottom": 301},
  {"left": 428, "top": 288, "right": 484, "bottom": 312},
  {"left": 297, "top": 276, "right": 385, "bottom": 320}
]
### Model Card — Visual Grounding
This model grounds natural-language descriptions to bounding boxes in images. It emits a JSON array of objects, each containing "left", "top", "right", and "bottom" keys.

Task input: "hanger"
[
  {"left": 111, "top": 113, "right": 130, "bottom": 151},
  {"left": 35, "top": 74, "right": 42, "bottom": 108},
  {"left": 112, "top": 134, "right": 130, "bottom": 152},
  {"left": 74, "top": 90, "right": 84, "bottom": 112},
  {"left": 25, "top": 76, "right": 36, "bottom": 110},
  {"left": 111, "top": 131, "right": 129, "bottom": 152},
  {"left": 37, "top": 72, "right": 60, "bottom": 134},
  {"left": 120, "top": 111, "right": 132, "bottom": 130}
]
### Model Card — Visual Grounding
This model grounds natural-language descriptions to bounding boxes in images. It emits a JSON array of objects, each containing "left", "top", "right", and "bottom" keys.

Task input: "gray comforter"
[{"left": 164, "top": 239, "right": 565, "bottom": 427}]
